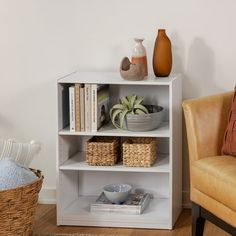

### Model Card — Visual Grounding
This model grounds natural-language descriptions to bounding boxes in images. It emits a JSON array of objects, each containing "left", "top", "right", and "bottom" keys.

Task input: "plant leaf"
[
  {"left": 119, "top": 109, "right": 129, "bottom": 129},
  {"left": 120, "top": 96, "right": 130, "bottom": 110},
  {"left": 134, "top": 96, "right": 144, "bottom": 105},
  {"left": 110, "top": 94, "right": 148, "bottom": 129},
  {"left": 127, "top": 94, "right": 133, "bottom": 102},
  {"left": 135, "top": 109, "right": 146, "bottom": 115},
  {"left": 110, "top": 109, "right": 122, "bottom": 128},
  {"left": 134, "top": 104, "right": 149, "bottom": 113},
  {"left": 130, "top": 94, "right": 137, "bottom": 110},
  {"left": 111, "top": 104, "right": 124, "bottom": 110},
  {"left": 110, "top": 107, "right": 122, "bottom": 119},
  {"left": 120, "top": 96, "right": 129, "bottom": 105}
]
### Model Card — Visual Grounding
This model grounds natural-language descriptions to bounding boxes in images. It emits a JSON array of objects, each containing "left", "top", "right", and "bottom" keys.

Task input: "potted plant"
[{"left": 110, "top": 94, "right": 165, "bottom": 131}]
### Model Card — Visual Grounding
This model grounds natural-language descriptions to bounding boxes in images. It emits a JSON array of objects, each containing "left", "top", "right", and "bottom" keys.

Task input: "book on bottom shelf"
[{"left": 90, "top": 192, "right": 151, "bottom": 215}]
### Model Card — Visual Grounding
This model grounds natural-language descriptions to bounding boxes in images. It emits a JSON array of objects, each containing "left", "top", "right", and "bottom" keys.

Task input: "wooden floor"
[{"left": 33, "top": 204, "right": 230, "bottom": 236}]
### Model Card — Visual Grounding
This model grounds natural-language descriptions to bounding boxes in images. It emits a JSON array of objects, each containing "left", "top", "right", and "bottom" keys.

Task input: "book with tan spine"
[
  {"left": 75, "top": 84, "right": 81, "bottom": 131},
  {"left": 85, "top": 84, "right": 91, "bottom": 132}
]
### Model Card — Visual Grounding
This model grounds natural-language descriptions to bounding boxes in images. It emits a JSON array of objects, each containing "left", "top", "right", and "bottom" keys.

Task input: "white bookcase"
[{"left": 57, "top": 72, "right": 182, "bottom": 229}]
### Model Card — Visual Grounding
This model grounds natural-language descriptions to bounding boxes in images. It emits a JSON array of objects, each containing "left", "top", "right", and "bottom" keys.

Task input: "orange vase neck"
[{"left": 158, "top": 29, "right": 166, "bottom": 37}]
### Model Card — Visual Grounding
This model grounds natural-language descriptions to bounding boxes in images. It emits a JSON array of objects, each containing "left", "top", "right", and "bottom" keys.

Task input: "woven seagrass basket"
[
  {"left": 122, "top": 137, "right": 157, "bottom": 167},
  {"left": 0, "top": 169, "right": 43, "bottom": 236},
  {"left": 86, "top": 136, "right": 119, "bottom": 166}
]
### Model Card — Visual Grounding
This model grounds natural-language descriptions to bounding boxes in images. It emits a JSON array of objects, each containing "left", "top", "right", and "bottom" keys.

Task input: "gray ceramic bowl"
[
  {"left": 103, "top": 183, "right": 132, "bottom": 204},
  {"left": 125, "top": 105, "right": 165, "bottom": 132}
]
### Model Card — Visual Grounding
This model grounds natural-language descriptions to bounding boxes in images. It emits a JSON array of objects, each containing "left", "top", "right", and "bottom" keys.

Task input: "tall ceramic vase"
[
  {"left": 153, "top": 29, "right": 172, "bottom": 77},
  {"left": 131, "top": 38, "right": 148, "bottom": 76}
]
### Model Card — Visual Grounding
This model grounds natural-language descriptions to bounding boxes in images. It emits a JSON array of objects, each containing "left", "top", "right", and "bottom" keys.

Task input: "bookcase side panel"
[
  {"left": 57, "top": 170, "right": 79, "bottom": 225},
  {"left": 170, "top": 76, "right": 182, "bottom": 227},
  {"left": 57, "top": 135, "right": 80, "bottom": 225},
  {"left": 58, "top": 136, "right": 79, "bottom": 165}
]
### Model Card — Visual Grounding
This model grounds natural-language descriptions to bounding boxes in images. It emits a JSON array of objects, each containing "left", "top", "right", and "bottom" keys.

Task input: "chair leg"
[{"left": 192, "top": 202, "right": 206, "bottom": 236}]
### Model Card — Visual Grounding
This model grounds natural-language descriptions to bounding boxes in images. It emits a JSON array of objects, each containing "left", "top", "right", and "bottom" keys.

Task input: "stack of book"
[
  {"left": 90, "top": 192, "right": 151, "bottom": 215},
  {"left": 69, "top": 84, "right": 110, "bottom": 132}
]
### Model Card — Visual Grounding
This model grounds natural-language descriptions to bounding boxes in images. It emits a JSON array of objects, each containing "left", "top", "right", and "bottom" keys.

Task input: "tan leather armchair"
[{"left": 183, "top": 91, "right": 236, "bottom": 236}]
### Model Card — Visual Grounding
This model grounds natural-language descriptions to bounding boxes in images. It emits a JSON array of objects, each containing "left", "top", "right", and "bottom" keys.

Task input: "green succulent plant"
[{"left": 110, "top": 94, "right": 149, "bottom": 129}]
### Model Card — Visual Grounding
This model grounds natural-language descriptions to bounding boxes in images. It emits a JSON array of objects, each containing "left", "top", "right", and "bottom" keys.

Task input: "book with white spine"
[
  {"left": 80, "top": 85, "right": 85, "bottom": 132},
  {"left": 69, "top": 85, "right": 75, "bottom": 132}
]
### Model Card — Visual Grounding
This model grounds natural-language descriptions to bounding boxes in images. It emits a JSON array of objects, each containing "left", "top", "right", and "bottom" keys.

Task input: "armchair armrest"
[{"left": 183, "top": 91, "right": 233, "bottom": 163}]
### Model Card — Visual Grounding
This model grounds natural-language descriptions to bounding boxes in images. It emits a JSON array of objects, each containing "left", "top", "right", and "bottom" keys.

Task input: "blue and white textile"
[{"left": 0, "top": 158, "right": 38, "bottom": 190}]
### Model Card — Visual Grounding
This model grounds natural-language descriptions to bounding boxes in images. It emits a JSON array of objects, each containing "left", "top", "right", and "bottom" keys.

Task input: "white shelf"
[
  {"left": 58, "top": 196, "right": 171, "bottom": 229},
  {"left": 59, "top": 122, "right": 170, "bottom": 137},
  {"left": 59, "top": 152, "right": 170, "bottom": 173},
  {"left": 58, "top": 71, "right": 178, "bottom": 86}
]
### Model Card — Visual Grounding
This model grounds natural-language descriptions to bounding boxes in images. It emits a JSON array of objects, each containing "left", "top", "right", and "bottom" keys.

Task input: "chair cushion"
[
  {"left": 222, "top": 87, "right": 236, "bottom": 156},
  {"left": 192, "top": 155, "right": 236, "bottom": 211}
]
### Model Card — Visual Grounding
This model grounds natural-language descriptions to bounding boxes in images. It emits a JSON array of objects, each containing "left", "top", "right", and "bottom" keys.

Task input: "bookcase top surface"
[{"left": 58, "top": 71, "right": 179, "bottom": 85}]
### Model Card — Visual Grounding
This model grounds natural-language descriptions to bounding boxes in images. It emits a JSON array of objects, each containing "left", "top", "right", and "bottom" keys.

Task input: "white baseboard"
[
  {"left": 39, "top": 187, "right": 191, "bottom": 208},
  {"left": 39, "top": 187, "right": 56, "bottom": 204}
]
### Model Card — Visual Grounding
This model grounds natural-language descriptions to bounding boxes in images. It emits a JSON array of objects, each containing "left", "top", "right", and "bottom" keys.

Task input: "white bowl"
[{"left": 103, "top": 184, "right": 132, "bottom": 204}]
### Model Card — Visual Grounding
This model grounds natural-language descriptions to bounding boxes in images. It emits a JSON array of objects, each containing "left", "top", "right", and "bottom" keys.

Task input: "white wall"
[{"left": 0, "top": 0, "right": 235, "bottom": 204}]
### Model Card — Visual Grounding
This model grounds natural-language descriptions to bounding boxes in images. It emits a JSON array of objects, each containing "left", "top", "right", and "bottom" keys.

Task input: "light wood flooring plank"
[{"left": 33, "top": 204, "right": 230, "bottom": 236}]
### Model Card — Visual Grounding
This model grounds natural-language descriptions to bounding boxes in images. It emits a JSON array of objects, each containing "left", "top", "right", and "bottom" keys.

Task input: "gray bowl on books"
[{"left": 103, "top": 183, "right": 132, "bottom": 204}]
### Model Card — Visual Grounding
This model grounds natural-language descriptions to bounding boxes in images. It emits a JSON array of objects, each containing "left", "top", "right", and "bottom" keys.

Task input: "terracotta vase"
[
  {"left": 131, "top": 38, "right": 148, "bottom": 76},
  {"left": 153, "top": 29, "right": 172, "bottom": 77}
]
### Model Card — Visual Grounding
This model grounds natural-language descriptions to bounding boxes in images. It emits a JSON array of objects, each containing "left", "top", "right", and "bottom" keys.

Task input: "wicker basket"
[
  {"left": 86, "top": 136, "right": 119, "bottom": 166},
  {"left": 122, "top": 137, "right": 157, "bottom": 167},
  {"left": 0, "top": 169, "right": 43, "bottom": 236}
]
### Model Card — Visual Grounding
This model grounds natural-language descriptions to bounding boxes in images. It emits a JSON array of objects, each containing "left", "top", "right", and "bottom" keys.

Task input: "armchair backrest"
[{"left": 183, "top": 91, "right": 233, "bottom": 164}]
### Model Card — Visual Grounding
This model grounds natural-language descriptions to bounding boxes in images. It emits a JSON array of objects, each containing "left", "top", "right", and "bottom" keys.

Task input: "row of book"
[{"left": 69, "top": 84, "right": 110, "bottom": 132}]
